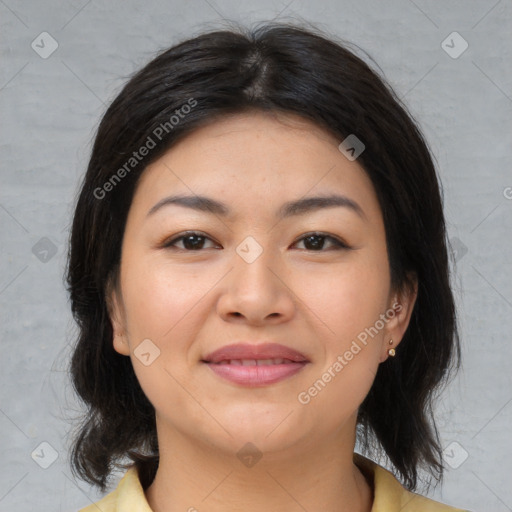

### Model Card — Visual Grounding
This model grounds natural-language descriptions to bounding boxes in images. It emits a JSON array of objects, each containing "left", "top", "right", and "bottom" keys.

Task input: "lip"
[
  {"left": 202, "top": 343, "right": 310, "bottom": 387},
  {"left": 203, "top": 342, "right": 309, "bottom": 363}
]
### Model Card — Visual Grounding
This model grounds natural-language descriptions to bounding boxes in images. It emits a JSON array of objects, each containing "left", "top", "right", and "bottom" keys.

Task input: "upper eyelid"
[{"left": 160, "top": 231, "right": 219, "bottom": 249}]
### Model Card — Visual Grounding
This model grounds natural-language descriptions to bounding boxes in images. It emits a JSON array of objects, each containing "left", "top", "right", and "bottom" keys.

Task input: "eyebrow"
[{"left": 146, "top": 193, "right": 367, "bottom": 221}]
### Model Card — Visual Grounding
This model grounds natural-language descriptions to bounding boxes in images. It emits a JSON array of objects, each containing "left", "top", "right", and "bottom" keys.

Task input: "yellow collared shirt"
[{"left": 79, "top": 455, "right": 469, "bottom": 511}]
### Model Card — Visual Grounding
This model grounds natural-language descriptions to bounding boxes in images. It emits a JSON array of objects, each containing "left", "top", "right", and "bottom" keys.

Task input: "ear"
[
  {"left": 380, "top": 274, "right": 418, "bottom": 362},
  {"left": 106, "top": 275, "right": 131, "bottom": 357}
]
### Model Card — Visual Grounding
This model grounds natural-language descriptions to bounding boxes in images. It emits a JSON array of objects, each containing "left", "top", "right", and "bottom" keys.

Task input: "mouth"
[
  {"left": 210, "top": 358, "right": 303, "bottom": 366},
  {"left": 202, "top": 343, "right": 310, "bottom": 387}
]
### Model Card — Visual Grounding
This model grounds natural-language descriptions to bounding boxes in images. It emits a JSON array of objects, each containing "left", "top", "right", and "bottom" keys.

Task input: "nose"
[{"left": 216, "top": 244, "right": 296, "bottom": 326}]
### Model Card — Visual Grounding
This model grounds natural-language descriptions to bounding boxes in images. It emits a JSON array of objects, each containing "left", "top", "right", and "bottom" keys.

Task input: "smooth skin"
[{"left": 108, "top": 110, "right": 417, "bottom": 512}]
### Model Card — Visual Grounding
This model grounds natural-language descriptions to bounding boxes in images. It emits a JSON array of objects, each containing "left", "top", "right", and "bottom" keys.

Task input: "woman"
[{"left": 66, "top": 21, "right": 469, "bottom": 511}]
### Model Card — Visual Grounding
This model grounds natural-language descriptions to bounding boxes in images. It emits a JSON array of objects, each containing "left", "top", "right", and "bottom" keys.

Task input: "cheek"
[
  {"left": 120, "top": 256, "right": 218, "bottom": 341},
  {"left": 299, "top": 254, "right": 390, "bottom": 344},
  {"left": 118, "top": 259, "right": 207, "bottom": 415},
  {"left": 294, "top": 254, "right": 388, "bottom": 412},
  {"left": 118, "top": 256, "right": 224, "bottom": 405}
]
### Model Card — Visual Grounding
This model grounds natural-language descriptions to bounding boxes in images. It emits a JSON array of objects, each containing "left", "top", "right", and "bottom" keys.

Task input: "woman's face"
[{"left": 109, "top": 111, "right": 415, "bottom": 457}]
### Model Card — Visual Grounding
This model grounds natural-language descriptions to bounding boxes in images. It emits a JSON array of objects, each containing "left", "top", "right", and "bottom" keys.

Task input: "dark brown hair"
[{"left": 66, "top": 21, "right": 460, "bottom": 493}]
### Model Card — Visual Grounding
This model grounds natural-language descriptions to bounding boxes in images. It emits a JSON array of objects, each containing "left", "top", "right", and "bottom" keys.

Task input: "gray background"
[{"left": 1, "top": 1, "right": 511, "bottom": 511}]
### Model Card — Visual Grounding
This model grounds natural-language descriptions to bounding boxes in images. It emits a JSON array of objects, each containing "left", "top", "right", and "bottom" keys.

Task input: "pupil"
[
  {"left": 305, "top": 235, "right": 324, "bottom": 250},
  {"left": 184, "top": 235, "right": 204, "bottom": 250}
]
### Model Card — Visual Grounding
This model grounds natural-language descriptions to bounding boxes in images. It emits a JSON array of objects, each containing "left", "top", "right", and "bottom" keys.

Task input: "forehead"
[
  {"left": 164, "top": 110, "right": 343, "bottom": 169},
  {"left": 186, "top": 109, "right": 342, "bottom": 146},
  {"left": 128, "top": 111, "right": 380, "bottom": 221}
]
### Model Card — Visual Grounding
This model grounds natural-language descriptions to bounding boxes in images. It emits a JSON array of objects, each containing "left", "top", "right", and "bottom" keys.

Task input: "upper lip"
[{"left": 202, "top": 343, "right": 309, "bottom": 363}]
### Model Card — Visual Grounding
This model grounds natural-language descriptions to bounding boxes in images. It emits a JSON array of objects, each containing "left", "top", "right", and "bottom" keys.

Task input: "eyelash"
[{"left": 161, "top": 231, "right": 351, "bottom": 252}]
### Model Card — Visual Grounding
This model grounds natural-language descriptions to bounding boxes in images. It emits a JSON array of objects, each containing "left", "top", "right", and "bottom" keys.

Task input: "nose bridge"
[
  {"left": 232, "top": 233, "right": 280, "bottom": 295},
  {"left": 217, "top": 234, "right": 295, "bottom": 322}
]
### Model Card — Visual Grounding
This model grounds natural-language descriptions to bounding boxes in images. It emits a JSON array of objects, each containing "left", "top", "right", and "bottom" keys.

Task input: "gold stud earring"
[{"left": 388, "top": 339, "right": 396, "bottom": 357}]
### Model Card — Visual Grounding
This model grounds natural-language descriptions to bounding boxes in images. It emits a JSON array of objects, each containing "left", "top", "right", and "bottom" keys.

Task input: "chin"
[{"left": 222, "top": 409, "right": 306, "bottom": 448}]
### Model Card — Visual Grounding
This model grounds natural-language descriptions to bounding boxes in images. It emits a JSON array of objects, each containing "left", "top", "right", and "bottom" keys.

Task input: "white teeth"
[
  {"left": 216, "top": 358, "right": 295, "bottom": 365},
  {"left": 256, "top": 359, "right": 275, "bottom": 365}
]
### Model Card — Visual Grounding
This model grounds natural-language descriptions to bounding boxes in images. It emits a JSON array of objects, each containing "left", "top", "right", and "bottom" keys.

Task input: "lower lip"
[{"left": 204, "top": 362, "right": 308, "bottom": 386}]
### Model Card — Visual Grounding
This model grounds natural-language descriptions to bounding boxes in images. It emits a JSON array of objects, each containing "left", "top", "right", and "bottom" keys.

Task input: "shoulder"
[
  {"left": 78, "top": 466, "right": 152, "bottom": 512},
  {"left": 354, "top": 454, "right": 471, "bottom": 512}
]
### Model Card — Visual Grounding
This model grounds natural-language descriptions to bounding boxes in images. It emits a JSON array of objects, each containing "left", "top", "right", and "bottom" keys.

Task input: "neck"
[{"left": 145, "top": 418, "right": 373, "bottom": 512}]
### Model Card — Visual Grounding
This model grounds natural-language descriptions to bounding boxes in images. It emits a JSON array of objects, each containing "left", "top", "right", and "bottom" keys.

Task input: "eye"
[
  {"left": 292, "top": 232, "right": 350, "bottom": 251},
  {"left": 162, "top": 231, "right": 220, "bottom": 251},
  {"left": 161, "top": 231, "right": 350, "bottom": 252}
]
